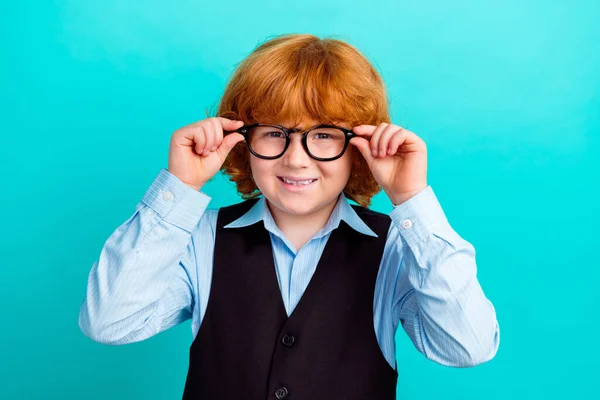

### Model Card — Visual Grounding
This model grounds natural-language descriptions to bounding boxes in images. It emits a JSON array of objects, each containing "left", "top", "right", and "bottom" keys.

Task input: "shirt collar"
[{"left": 223, "top": 193, "right": 378, "bottom": 239}]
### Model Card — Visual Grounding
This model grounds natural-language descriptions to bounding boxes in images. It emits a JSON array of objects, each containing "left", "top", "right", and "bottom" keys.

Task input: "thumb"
[
  {"left": 349, "top": 136, "right": 375, "bottom": 164},
  {"left": 217, "top": 132, "right": 245, "bottom": 158}
]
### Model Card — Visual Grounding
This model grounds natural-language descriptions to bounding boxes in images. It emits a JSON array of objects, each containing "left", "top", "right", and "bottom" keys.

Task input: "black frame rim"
[{"left": 237, "top": 123, "right": 357, "bottom": 161}]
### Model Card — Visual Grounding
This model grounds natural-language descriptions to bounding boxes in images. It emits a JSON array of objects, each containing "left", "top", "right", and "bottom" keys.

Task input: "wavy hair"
[{"left": 210, "top": 33, "right": 390, "bottom": 207}]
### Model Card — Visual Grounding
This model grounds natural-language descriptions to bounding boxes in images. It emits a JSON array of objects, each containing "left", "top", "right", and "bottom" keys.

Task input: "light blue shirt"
[{"left": 78, "top": 168, "right": 500, "bottom": 369}]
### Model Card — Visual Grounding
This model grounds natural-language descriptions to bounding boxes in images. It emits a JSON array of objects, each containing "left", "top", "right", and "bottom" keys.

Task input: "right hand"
[{"left": 168, "top": 117, "right": 246, "bottom": 191}]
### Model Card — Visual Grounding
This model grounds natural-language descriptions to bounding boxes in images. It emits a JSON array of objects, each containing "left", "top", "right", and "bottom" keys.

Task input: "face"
[{"left": 249, "top": 119, "right": 354, "bottom": 217}]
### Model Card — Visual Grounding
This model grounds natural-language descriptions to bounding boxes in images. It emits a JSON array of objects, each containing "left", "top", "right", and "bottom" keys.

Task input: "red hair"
[{"left": 211, "top": 33, "right": 390, "bottom": 207}]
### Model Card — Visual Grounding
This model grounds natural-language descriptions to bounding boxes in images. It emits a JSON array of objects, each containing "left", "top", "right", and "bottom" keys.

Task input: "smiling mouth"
[{"left": 277, "top": 176, "right": 318, "bottom": 186}]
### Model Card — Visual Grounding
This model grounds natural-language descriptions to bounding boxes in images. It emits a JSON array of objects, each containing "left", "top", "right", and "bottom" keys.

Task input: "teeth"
[{"left": 281, "top": 177, "right": 315, "bottom": 185}]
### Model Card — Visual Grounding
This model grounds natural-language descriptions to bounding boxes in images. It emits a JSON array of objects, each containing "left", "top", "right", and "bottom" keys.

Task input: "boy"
[{"left": 79, "top": 33, "right": 499, "bottom": 399}]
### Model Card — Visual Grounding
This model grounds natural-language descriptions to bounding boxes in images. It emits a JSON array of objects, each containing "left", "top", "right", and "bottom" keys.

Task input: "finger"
[
  {"left": 212, "top": 118, "right": 224, "bottom": 152},
  {"left": 394, "top": 130, "right": 425, "bottom": 153},
  {"left": 351, "top": 124, "right": 377, "bottom": 137},
  {"left": 217, "top": 117, "right": 244, "bottom": 131},
  {"left": 217, "top": 132, "right": 246, "bottom": 159},
  {"left": 387, "top": 129, "right": 408, "bottom": 156},
  {"left": 349, "top": 136, "right": 375, "bottom": 165},
  {"left": 368, "top": 123, "right": 389, "bottom": 158},
  {"left": 378, "top": 124, "right": 399, "bottom": 158},
  {"left": 193, "top": 126, "right": 206, "bottom": 155},
  {"left": 203, "top": 122, "right": 215, "bottom": 157},
  {"left": 209, "top": 118, "right": 221, "bottom": 153}
]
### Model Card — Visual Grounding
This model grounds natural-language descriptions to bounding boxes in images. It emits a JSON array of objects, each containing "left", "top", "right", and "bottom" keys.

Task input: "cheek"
[
  {"left": 339, "top": 152, "right": 354, "bottom": 176},
  {"left": 249, "top": 157, "right": 274, "bottom": 186},
  {"left": 322, "top": 156, "right": 353, "bottom": 185},
  {"left": 341, "top": 156, "right": 354, "bottom": 185}
]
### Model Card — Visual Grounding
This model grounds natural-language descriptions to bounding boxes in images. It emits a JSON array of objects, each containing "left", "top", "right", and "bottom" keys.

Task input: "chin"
[{"left": 272, "top": 197, "right": 319, "bottom": 216}]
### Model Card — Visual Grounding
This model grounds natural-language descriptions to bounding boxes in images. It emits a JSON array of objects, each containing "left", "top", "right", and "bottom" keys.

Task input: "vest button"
[
  {"left": 274, "top": 386, "right": 288, "bottom": 399},
  {"left": 281, "top": 333, "right": 295, "bottom": 347}
]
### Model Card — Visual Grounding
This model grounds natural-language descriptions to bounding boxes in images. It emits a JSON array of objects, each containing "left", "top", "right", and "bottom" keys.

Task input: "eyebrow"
[
  {"left": 289, "top": 122, "right": 349, "bottom": 130},
  {"left": 288, "top": 124, "right": 323, "bottom": 131}
]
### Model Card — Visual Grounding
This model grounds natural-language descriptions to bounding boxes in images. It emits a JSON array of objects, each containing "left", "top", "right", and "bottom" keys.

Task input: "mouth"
[{"left": 277, "top": 176, "right": 318, "bottom": 190}]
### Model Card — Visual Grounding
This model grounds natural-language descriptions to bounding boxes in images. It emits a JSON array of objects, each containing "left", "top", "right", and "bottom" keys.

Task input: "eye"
[
  {"left": 265, "top": 131, "right": 285, "bottom": 138},
  {"left": 308, "top": 128, "right": 345, "bottom": 141}
]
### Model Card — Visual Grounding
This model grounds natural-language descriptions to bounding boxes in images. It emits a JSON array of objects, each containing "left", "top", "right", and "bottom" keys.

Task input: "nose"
[{"left": 282, "top": 134, "right": 311, "bottom": 167}]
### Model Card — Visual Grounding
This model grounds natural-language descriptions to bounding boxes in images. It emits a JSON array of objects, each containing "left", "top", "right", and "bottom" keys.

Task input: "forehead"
[
  {"left": 276, "top": 118, "right": 319, "bottom": 129},
  {"left": 276, "top": 119, "right": 349, "bottom": 130}
]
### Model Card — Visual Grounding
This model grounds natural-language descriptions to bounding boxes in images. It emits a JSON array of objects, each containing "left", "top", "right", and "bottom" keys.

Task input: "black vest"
[{"left": 182, "top": 198, "right": 398, "bottom": 399}]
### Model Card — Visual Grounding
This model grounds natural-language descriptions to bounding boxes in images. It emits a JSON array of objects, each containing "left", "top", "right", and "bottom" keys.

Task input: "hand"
[
  {"left": 349, "top": 122, "right": 428, "bottom": 205},
  {"left": 167, "top": 117, "right": 245, "bottom": 191}
]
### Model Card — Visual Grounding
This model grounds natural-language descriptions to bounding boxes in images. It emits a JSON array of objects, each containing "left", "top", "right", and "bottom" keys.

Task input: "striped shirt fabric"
[{"left": 78, "top": 168, "right": 500, "bottom": 369}]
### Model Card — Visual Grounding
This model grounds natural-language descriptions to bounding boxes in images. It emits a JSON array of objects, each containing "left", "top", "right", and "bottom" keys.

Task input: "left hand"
[{"left": 350, "top": 122, "right": 428, "bottom": 205}]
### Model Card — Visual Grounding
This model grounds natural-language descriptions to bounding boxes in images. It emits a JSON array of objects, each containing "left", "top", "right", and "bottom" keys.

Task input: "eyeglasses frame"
[{"left": 232, "top": 123, "right": 357, "bottom": 161}]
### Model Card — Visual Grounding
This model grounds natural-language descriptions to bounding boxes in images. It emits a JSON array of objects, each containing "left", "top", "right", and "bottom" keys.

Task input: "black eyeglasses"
[{"left": 228, "top": 123, "right": 357, "bottom": 161}]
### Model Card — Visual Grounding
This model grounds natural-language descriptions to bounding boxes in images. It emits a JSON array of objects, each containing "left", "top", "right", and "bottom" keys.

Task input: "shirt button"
[
  {"left": 162, "top": 191, "right": 174, "bottom": 202},
  {"left": 274, "top": 387, "right": 288, "bottom": 399},
  {"left": 281, "top": 333, "right": 295, "bottom": 347},
  {"left": 400, "top": 219, "right": 413, "bottom": 230}
]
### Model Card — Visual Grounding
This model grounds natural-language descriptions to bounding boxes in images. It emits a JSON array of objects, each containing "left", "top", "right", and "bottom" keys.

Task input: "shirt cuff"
[
  {"left": 141, "top": 168, "right": 212, "bottom": 233},
  {"left": 389, "top": 185, "right": 449, "bottom": 248}
]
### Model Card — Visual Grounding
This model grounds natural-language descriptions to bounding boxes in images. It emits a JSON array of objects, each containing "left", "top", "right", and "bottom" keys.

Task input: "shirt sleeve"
[
  {"left": 78, "top": 168, "right": 212, "bottom": 345},
  {"left": 388, "top": 185, "right": 500, "bottom": 367}
]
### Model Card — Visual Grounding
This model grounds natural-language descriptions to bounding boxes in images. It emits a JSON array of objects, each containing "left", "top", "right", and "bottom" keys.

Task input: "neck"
[{"left": 267, "top": 195, "right": 340, "bottom": 248}]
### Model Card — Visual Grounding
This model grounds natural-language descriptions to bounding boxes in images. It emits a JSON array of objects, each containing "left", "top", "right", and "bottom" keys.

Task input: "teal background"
[{"left": 1, "top": 0, "right": 598, "bottom": 398}]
